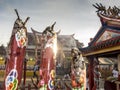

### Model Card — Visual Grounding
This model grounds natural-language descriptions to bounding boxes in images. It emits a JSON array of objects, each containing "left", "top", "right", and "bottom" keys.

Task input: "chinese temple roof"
[
  {"left": 27, "top": 29, "right": 79, "bottom": 52},
  {"left": 27, "top": 32, "right": 36, "bottom": 45},
  {"left": 57, "top": 34, "right": 77, "bottom": 51},
  {"left": 80, "top": 4, "right": 120, "bottom": 57}
]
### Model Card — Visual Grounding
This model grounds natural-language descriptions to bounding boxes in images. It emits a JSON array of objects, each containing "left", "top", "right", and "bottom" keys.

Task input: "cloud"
[
  {"left": 1, "top": 0, "right": 120, "bottom": 47},
  {"left": 89, "top": 0, "right": 120, "bottom": 7}
]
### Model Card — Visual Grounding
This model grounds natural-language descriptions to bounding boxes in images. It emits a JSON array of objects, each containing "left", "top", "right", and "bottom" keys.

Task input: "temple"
[{"left": 80, "top": 3, "right": 120, "bottom": 90}]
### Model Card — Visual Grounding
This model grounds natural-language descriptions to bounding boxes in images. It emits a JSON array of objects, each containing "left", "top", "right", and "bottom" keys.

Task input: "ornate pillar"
[
  {"left": 93, "top": 57, "right": 99, "bottom": 90},
  {"left": 87, "top": 56, "right": 94, "bottom": 90}
]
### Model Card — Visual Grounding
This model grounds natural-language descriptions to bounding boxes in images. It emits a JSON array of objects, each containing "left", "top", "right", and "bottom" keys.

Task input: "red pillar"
[{"left": 88, "top": 57, "right": 94, "bottom": 90}]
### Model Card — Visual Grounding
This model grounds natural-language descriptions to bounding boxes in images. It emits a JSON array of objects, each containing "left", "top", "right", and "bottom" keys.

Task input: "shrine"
[{"left": 80, "top": 3, "right": 120, "bottom": 90}]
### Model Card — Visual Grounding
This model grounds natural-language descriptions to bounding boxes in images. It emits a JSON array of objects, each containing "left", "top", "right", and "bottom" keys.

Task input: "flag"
[
  {"left": 4, "top": 9, "right": 29, "bottom": 90},
  {"left": 39, "top": 23, "right": 57, "bottom": 90}
]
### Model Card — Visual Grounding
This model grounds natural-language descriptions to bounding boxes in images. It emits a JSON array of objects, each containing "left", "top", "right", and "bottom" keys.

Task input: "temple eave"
[{"left": 82, "top": 45, "right": 120, "bottom": 56}]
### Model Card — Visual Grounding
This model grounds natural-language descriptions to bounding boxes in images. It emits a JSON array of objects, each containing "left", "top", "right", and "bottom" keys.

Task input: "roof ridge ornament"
[{"left": 93, "top": 3, "right": 120, "bottom": 19}]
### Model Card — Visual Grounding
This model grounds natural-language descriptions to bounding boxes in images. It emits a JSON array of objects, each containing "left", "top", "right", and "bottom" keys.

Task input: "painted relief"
[{"left": 96, "top": 30, "right": 120, "bottom": 43}]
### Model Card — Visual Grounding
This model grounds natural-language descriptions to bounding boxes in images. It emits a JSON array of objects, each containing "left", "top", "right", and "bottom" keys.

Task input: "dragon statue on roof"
[{"left": 93, "top": 3, "right": 120, "bottom": 18}]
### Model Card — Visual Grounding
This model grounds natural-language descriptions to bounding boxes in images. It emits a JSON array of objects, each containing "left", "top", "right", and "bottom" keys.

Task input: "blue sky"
[{"left": 0, "top": 0, "right": 120, "bottom": 47}]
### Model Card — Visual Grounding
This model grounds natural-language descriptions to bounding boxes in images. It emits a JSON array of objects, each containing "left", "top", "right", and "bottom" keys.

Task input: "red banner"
[
  {"left": 38, "top": 23, "right": 57, "bottom": 90},
  {"left": 4, "top": 12, "right": 29, "bottom": 90}
]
